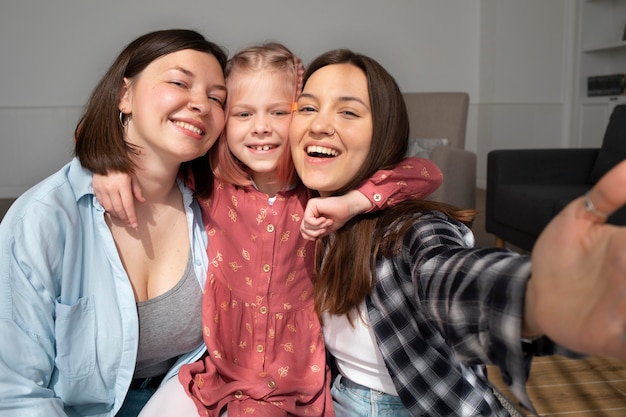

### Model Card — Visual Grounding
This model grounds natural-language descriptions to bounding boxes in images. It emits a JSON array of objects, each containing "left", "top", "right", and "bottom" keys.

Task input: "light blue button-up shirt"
[{"left": 0, "top": 158, "right": 208, "bottom": 416}]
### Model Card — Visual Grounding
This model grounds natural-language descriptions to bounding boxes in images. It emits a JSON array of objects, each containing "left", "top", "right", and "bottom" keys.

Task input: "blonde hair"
[{"left": 210, "top": 42, "right": 304, "bottom": 187}]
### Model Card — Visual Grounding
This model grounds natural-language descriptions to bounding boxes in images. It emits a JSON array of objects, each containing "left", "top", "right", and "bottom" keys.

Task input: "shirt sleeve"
[
  {"left": 405, "top": 212, "right": 537, "bottom": 412},
  {"left": 0, "top": 211, "right": 69, "bottom": 416},
  {"left": 356, "top": 157, "right": 443, "bottom": 213}
]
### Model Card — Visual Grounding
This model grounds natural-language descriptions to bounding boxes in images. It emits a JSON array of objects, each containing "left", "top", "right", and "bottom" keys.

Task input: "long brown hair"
[
  {"left": 74, "top": 29, "right": 228, "bottom": 197},
  {"left": 306, "top": 50, "right": 476, "bottom": 322}
]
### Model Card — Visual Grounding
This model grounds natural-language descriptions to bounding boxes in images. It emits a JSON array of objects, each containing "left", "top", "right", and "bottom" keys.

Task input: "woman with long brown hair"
[{"left": 290, "top": 49, "right": 626, "bottom": 417}]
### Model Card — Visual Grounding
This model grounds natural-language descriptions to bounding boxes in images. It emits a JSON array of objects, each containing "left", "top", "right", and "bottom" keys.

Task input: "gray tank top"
[{"left": 133, "top": 252, "right": 203, "bottom": 378}]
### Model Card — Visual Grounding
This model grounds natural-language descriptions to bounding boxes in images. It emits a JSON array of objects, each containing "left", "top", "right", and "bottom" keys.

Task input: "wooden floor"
[{"left": 488, "top": 355, "right": 626, "bottom": 416}]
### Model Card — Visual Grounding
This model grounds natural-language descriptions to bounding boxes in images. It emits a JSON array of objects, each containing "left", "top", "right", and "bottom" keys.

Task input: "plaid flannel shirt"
[{"left": 366, "top": 211, "right": 536, "bottom": 416}]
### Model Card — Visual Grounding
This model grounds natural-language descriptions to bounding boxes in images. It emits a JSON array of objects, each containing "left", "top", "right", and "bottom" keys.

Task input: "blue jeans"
[
  {"left": 331, "top": 375, "right": 412, "bottom": 417},
  {"left": 115, "top": 377, "right": 160, "bottom": 417}
]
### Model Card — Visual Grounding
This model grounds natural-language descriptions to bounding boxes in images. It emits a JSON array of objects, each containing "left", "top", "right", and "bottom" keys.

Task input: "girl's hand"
[
  {"left": 528, "top": 159, "right": 626, "bottom": 361},
  {"left": 92, "top": 172, "right": 144, "bottom": 228},
  {"left": 300, "top": 190, "right": 372, "bottom": 241}
]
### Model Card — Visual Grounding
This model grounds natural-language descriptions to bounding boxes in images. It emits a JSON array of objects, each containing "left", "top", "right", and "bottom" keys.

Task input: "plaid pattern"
[{"left": 366, "top": 211, "right": 536, "bottom": 416}]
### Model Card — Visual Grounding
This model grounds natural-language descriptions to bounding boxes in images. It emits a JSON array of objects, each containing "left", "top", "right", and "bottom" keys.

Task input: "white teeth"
[
  {"left": 306, "top": 145, "right": 337, "bottom": 156},
  {"left": 253, "top": 145, "right": 273, "bottom": 151},
  {"left": 174, "top": 121, "right": 203, "bottom": 135}
]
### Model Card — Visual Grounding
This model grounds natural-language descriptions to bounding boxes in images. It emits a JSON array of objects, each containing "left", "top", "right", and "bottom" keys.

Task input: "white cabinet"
[{"left": 574, "top": 0, "right": 626, "bottom": 146}]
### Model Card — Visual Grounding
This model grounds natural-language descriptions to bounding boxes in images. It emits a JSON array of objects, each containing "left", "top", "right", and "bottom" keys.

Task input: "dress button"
[
  {"left": 234, "top": 390, "right": 243, "bottom": 399},
  {"left": 266, "top": 224, "right": 275, "bottom": 233},
  {"left": 372, "top": 193, "right": 382, "bottom": 202},
  {"left": 256, "top": 344, "right": 264, "bottom": 353},
  {"left": 267, "top": 380, "right": 276, "bottom": 389},
  {"left": 262, "top": 264, "right": 271, "bottom": 273},
  {"left": 260, "top": 306, "right": 268, "bottom": 314}
]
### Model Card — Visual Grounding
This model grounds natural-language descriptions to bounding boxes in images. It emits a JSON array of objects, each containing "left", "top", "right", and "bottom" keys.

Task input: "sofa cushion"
[
  {"left": 407, "top": 138, "right": 448, "bottom": 159},
  {"left": 588, "top": 104, "right": 626, "bottom": 183},
  {"left": 494, "top": 184, "right": 591, "bottom": 236}
]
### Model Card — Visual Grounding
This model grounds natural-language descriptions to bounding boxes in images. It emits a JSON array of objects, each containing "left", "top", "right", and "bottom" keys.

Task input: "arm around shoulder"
[{"left": 357, "top": 156, "right": 443, "bottom": 212}]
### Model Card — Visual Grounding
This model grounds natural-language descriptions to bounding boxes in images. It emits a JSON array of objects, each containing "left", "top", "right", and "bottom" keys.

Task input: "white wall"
[
  {"left": 0, "top": 0, "right": 570, "bottom": 197},
  {"left": 475, "top": 0, "right": 573, "bottom": 188}
]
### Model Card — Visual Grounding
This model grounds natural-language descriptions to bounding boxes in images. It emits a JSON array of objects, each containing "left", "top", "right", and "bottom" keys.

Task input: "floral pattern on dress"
[{"left": 179, "top": 181, "right": 332, "bottom": 417}]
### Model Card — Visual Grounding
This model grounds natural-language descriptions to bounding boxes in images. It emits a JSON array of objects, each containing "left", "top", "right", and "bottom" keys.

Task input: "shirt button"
[
  {"left": 267, "top": 380, "right": 276, "bottom": 389},
  {"left": 262, "top": 264, "right": 271, "bottom": 273},
  {"left": 372, "top": 193, "right": 382, "bottom": 202},
  {"left": 234, "top": 390, "right": 243, "bottom": 399},
  {"left": 266, "top": 224, "right": 275, "bottom": 233},
  {"left": 260, "top": 306, "right": 268, "bottom": 314},
  {"left": 256, "top": 344, "right": 264, "bottom": 353}
]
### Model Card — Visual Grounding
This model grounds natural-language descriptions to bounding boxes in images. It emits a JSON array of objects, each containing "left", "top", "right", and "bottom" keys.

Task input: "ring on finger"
[{"left": 584, "top": 192, "right": 609, "bottom": 219}]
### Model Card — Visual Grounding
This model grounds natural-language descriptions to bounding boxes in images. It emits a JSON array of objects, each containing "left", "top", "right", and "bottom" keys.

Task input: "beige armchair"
[{"left": 403, "top": 92, "right": 476, "bottom": 209}]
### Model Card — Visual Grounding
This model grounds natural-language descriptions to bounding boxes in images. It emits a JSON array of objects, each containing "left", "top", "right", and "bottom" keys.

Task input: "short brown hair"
[{"left": 74, "top": 29, "right": 227, "bottom": 194}]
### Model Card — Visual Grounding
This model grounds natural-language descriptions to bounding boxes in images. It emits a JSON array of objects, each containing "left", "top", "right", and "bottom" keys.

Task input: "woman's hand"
[
  {"left": 528, "top": 159, "right": 626, "bottom": 361},
  {"left": 92, "top": 172, "right": 144, "bottom": 228}
]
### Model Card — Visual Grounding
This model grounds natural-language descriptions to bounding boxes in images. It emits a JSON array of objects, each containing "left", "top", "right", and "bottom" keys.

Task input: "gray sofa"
[
  {"left": 486, "top": 104, "right": 626, "bottom": 252},
  {"left": 0, "top": 199, "right": 14, "bottom": 223},
  {"left": 403, "top": 92, "right": 476, "bottom": 209}
]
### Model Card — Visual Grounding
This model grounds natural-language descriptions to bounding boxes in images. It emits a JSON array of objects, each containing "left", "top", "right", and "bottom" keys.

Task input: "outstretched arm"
[
  {"left": 526, "top": 159, "right": 626, "bottom": 360},
  {"left": 300, "top": 157, "right": 442, "bottom": 240}
]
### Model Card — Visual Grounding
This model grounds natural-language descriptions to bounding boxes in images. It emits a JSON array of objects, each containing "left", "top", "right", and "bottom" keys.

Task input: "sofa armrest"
[
  {"left": 430, "top": 146, "right": 477, "bottom": 209},
  {"left": 486, "top": 149, "right": 600, "bottom": 246},
  {"left": 487, "top": 149, "right": 599, "bottom": 187}
]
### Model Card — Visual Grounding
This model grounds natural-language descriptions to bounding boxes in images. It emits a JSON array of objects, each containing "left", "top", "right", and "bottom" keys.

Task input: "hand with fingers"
[
  {"left": 92, "top": 171, "right": 145, "bottom": 228},
  {"left": 526, "top": 159, "right": 626, "bottom": 361},
  {"left": 300, "top": 190, "right": 373, "bottom": 241}
]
